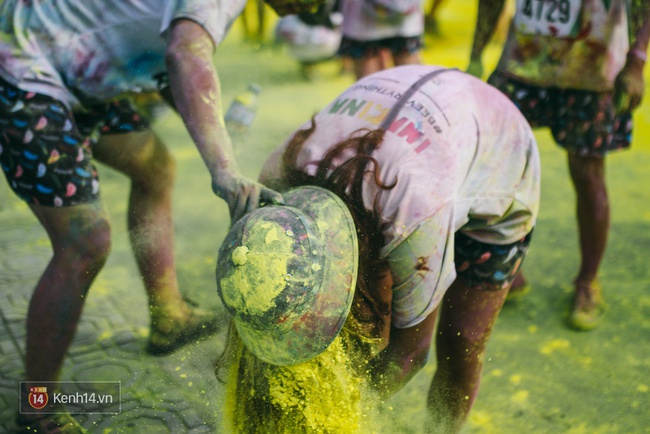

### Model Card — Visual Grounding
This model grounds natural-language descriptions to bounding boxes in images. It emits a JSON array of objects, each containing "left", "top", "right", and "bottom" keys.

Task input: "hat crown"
[
  {"left": 215, "top": 186, "right": 358, "bottom": 366},
  {"left": 217, "top": 206, "right": 324, "bottom": 332}
]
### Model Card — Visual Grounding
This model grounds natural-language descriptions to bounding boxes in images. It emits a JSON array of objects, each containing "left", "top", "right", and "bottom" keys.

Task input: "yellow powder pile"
[
  {"left": 266, "top": 336, "right": 362, "bottom": 433},
  {"left": 221, "top": 329, "right": 380, "bottom": 434}
]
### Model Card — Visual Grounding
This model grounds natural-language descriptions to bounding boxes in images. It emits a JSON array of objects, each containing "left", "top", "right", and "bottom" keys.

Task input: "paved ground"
[{"left": 0, "top": 180, "right": 231, "bottom": 433}]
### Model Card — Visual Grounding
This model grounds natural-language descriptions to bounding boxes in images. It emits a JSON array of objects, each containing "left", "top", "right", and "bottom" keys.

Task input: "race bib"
[{"left": 514, "top": 0, "right": 583, "bottom": 38}]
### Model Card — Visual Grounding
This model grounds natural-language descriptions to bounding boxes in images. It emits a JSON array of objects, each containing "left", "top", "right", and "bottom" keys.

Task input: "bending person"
[{"left": 215, "top": 65, "right": 540, "bottom": 433}]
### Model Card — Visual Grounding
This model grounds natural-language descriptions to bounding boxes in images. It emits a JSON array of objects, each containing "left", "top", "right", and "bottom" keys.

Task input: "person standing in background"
[
  {"left": 337, "top": 0, "right": 425, "bottom": 79},
  {"left": 468, "top": 0, "right": 650, "bottom": 330}
]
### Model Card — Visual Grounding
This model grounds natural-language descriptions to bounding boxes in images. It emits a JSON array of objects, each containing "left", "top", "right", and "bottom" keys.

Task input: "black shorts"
[
  {"left": 455, "top": 230, "right": 534, "bottom": 291},
  {"left": 0, "top": 77, "right": 150, "bottom": 207},
  {"left": 337, "top": 35, "right": 423, "bottom": 59},
  {"left": 488, "top": 72, "right": 632, "bottom": 157}
]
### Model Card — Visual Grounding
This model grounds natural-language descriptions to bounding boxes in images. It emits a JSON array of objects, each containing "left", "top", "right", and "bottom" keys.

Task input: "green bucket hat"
[{"left": 216, "top": 186, "right": 358, "bottom": 366}]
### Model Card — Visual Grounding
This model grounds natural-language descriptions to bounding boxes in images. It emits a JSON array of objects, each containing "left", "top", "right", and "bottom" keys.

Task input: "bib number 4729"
[{"left": 515, "top": 0, "right": 582, "bottom": 37}]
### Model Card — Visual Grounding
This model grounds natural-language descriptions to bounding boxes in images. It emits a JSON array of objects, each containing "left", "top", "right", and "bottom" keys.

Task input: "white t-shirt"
[
  {"left": 0, "top": 0, "right": 246, "bottom": 109},
  {"left": 264, "top": 65, "right": 541, "bottom": 328},
  {"left": 496, "top": 0, "right": 629, "bottom": 91},
  {"left": 340, "top": 0, "right": 424, "bottom": 40}
]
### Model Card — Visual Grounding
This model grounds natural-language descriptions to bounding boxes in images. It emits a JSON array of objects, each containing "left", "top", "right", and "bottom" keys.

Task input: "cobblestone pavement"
[{"left": 0, "top": 180, "right": 229, "bottom": 433}]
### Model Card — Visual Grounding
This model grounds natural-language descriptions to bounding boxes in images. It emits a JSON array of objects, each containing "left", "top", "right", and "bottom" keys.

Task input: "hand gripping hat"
[{"left": 216, "top": 186, "right": 358, "bottom": 366}]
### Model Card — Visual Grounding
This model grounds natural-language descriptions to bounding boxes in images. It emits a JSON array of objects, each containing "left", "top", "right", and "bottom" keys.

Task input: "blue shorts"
[{"left": 0, "top": 77, "right": 150, "bottom": 207}]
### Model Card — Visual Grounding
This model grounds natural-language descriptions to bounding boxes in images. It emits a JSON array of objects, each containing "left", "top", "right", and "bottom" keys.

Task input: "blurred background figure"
[
  {"left": 274, "top": 1, "right": 344, "bottom": 79},
  {"left": 468, "top": 0, "right": 650, "bottom": 330},
  {"left": 424, "top": 0, "right": 514, "bottom": 40},
  {"left": 424, "top": 0, "right": 446, "bottom": 36},
  {"left": 337, "top": 0, "right": 425, "bottom": 79},
  {"left": 241, "top": 0, "right": 269, "bottom": 44}
]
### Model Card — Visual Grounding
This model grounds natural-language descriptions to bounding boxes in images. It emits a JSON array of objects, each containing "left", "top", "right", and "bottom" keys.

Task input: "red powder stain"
[
  {"left": 576, "top": 22, "right": 592, "bottom": 40},
  {"left": 415, "top": 256, "right": 430, "bottom": 271}
]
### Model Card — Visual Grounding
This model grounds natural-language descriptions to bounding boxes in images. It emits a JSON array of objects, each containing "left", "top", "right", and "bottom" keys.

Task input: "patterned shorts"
[
  {"left": 0, "top": 77, "right": 150, "bottom": 207},
  {"left": 337, "top": 35, "right": 423, "bottom": 59},
  {"left": 488, "top": 72, "right": 632, "bottom": 157},
  {"left": 454, "top": 230, "right": 533, "bottom": 291}
]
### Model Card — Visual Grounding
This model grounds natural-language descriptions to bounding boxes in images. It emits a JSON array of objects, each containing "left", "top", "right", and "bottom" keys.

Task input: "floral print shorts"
[
  {"left": 488, "top": 72, "right": 632, "bottom": 157},
  {"left": 0, "top": 77, "right": 150, "bottom": 207},
  {"left": 455, "top": 230, "right": 533, "bottom": 291}
]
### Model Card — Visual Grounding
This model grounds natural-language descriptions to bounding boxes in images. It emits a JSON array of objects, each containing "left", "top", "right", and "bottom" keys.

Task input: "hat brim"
[{"left": 234, "top": 186, "right": 358, "bottom": 366}]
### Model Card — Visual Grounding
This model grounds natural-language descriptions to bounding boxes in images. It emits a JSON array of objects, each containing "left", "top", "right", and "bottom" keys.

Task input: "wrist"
[{"left": 627, "top": 47, "right": 647, "bottom": 63}]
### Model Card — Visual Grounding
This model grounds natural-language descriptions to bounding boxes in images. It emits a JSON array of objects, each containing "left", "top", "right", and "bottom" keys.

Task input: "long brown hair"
[{"left": 281, "top": 117, "right": 397, "bottom": 327}]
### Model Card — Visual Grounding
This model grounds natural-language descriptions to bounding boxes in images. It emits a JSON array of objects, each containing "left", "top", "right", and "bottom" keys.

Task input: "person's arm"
[
  {"left": 165, "top": 19, "right": 283, "bottom": 223},
  {"left": 467, "top": 0, "right": 508, "bottom": 78},
  {"left": 614, "top": 0, "right": 650, "bottom": 113},
  {"left": 366, "top": 309, "right": 438, "bottom": 397}
]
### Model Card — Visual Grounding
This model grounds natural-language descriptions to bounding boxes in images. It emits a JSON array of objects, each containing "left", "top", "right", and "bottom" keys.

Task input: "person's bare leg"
[
  {"left": 567, "top": 153, "right": 608, "bottom": 327},
  {"left": 25, "top": 201, "right": 111, "bottom": 384},
  {"left": 256, "top": 0, "right": 266, "bottom": 42},
  {"left": 92, "top": 130, "right": 219, "bottom": 353},
  {"left": 393, "top": 51, "right": 421, "bottom": 67},
  {"left": 93, "top": 131, "right": 186, "bottom": 316},
  {"left": 354, "top": 54, "right": 385, "bottom": 79},
  {"left": 426, "top": 279, "right": 508, "bottom": 433}
]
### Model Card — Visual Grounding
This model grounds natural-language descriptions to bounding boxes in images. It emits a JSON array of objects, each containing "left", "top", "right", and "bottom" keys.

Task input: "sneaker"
[
  {"left": 146, "top": 307, "right": 222, "bottom": 356},
  {"left": 566, "top": 281, "right": 607, "bottom": 331},
  {"left": 15, "top": 411, "right": 87, "bottom": 434}
]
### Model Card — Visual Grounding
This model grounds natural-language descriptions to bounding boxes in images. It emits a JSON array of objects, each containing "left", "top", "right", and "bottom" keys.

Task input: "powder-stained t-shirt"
[
  {"left": 262, "top": 65, "right": 541, "bottom": 328},
  {"left": 496, "top": 0, "right": 629, "bottom": 91},
  {"left": 0, "top": 0, "right": 246, "bottom": 109},
  {"left": 340, "top": 0, "right": 424, "bottom": 40}
]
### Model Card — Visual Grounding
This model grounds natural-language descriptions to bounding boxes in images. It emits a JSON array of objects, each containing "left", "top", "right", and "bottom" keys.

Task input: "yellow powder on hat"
[{"left": 219, "top": 221, "right": 295, "bottom": 317}]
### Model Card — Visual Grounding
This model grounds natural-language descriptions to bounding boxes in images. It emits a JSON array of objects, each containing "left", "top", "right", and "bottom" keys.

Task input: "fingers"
[
  {"left": 259, "top": 187, "right": 284, "bottom": 206},
  {"left": 228, "top": 182, "right": 284, "bottom": 224}
]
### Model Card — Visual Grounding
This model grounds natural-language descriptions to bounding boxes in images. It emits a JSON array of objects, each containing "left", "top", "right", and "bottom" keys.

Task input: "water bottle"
[{"left": 224, "top": 82, "right": 262, "bottom": 135}]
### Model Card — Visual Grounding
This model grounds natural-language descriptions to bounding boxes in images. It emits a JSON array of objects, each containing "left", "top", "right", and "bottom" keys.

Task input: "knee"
[
  {"left": 60, "top": 217, "right": 112, "bottom": 270},
  {"left": 568, "top": 155, "right": 605, "bottom": 186}
]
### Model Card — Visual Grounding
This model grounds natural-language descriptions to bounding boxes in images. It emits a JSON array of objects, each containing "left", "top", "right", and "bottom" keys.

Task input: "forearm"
[
  {"left": 165, "top": 22, "right": 237, "bottom": 179},
  {"left": 470, "top": 0, "right": 507, "bottom": 61},
  {"left": 629, "top": 0, "right": 650, "bottom": 59},
  {"left": 367, "top": 344, "right": 429, "bottom": 398}
]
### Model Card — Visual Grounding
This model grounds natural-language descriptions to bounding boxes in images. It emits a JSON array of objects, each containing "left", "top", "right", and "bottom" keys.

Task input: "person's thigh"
[
  {"left": 86, "top": 99, "right": 172, "bottom": 183},
  {"left": 93, "top": 130, "right": 173, "bottom": 184},
  {"left": 30, "top": 200, "right": 111, "bottom": 255}
]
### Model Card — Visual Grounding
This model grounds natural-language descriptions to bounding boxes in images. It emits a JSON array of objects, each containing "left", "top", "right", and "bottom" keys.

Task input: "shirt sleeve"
[
  {"left": 162, "top": 0, "right": 247, "bottom": 47},
  {"left": 386, "top": 208, "right": 457, "bottom": 329}
]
